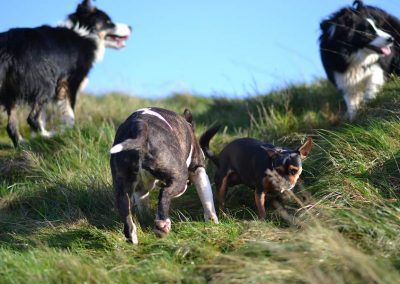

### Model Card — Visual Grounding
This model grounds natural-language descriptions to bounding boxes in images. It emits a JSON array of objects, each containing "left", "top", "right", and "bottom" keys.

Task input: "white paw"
[
  {"left": 130, "top": 233, "right": 139, "bottom": 245},
  {"left": 204, "top": 213, "right": 219, "bottom": 224},
  {"left": 42, "top": 130, "right": 57, "bottom": 138}
]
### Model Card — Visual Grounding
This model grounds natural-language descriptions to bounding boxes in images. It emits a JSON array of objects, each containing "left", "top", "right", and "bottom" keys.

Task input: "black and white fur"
[
  {"left": 110, "top": 107, "right": 218, "bottom": 244},
  {"left": 320, "top": 0, "right": 400, "bottom": 120},
  {"left": 0, "top": 0, "right": 131, "bottom": 146}
]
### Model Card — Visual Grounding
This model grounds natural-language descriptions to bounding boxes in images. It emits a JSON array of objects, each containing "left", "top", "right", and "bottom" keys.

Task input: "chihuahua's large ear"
[
  {"left": 297, "top": 138, "right": 313, "bottom": 160},
  {"left": 183, "top": 109, "right": 193, "bottom": 124}
]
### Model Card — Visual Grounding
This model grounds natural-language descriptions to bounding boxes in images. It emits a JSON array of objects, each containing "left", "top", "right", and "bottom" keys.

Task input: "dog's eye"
[{"left": 289, "top": 169, "right": 298, "bottom": 175}]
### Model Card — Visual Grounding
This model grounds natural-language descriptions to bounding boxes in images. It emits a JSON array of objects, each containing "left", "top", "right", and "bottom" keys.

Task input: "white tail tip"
[{"left": 110, "top": 144, "right": 123, "bottom": 154}]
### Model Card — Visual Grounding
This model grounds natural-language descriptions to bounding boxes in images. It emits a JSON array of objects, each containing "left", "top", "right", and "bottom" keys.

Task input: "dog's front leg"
[
  {"left": 364, "top": 68, "right": 384, "bottom": 102},
  {"left": 56, "top": 81, "right": 75, "bottom": 131},
  {"left": 154, "top": 178, "right": 187, "bottom": 237},
  {"left": 57, "top": 98, "right": 75, "bottom": 130},
  {"left": 37, "top": 109, "right": 56, "bottom": 138},
  {"left": 254, "top": 191, "right": 266, "bottom": 219},
  {"left": 190, "top": 167, "right": 219, "bottom": 224},
  {"left": 343, "top": 90, "right": 363, "bottom": 121}
]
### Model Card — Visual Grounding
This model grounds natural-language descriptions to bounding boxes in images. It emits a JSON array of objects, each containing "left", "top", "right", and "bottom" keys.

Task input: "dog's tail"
[
  {"left": 110, "top": 122, "right": 148, "bottom": 154},
  {"left": 199, "top": 125, "right": 221, "bottom": 167}
]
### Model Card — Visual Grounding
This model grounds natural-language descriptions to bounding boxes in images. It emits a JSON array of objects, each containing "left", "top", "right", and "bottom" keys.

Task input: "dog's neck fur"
[{"left": 59, "top": 19, "right": 105, "bottom": 63}]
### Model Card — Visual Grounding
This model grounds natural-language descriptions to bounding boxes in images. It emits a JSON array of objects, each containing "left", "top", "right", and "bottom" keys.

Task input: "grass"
[{"left": 0, "top": 78, "right": 400, "bottom": 283}]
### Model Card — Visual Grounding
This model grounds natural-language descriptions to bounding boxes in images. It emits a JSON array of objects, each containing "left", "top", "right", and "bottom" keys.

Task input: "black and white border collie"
[
  {"left": 319, "top": 0, "right": 400, "bottom": 120},
  {"left": 0, "top": 0, "right": 131, "bottom": 146}
]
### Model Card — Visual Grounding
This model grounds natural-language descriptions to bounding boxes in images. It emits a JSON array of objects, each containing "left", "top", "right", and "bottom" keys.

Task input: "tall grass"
[{"left": 0, "top": 79, "right": 399, "bottom": 283}]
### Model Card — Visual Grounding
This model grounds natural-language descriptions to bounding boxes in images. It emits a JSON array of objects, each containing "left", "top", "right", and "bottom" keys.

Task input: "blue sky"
[{"left": 0, "top": 0, "right": 398, "bottom": 97}]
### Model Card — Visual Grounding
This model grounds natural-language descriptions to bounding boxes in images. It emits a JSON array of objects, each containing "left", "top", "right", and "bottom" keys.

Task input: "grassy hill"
[{"left": 0, "top": 79, "right": 399, "bottom": 283}]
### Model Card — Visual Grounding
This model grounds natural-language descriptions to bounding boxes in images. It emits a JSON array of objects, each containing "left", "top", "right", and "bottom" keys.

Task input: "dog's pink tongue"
[{"left": 381, "top": 46, "right": 392, "bottom": 56}]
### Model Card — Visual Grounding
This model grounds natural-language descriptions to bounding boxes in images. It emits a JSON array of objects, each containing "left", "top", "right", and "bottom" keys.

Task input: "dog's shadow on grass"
[
  {"left": 0, "top": 177, "right": 121, "bottom": 250},
  {"left": 0, "top": 142, "right": 14, "bottom": 151},
  {"left": 172, "top": 184, "right": 301, "bottom": 224},
  {"left": 0, "top": 136, "right": 178, "bottom": 250}
]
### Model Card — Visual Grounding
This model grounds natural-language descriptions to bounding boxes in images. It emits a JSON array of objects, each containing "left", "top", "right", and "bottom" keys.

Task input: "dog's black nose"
[
  {"left": 387, "top": 36, "right": 394, "bottom": 43},
  {"left": 128, "top": 25, "right": 133, "bottom": 32}
]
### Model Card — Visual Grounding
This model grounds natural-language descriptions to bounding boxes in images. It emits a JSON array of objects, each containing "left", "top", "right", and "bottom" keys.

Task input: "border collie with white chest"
[
  {"left": 0, "top": 0, "right": 131, "bottom": 146},
  {"left": 320, "top": 0, "right": 400, "bottom": 120}
]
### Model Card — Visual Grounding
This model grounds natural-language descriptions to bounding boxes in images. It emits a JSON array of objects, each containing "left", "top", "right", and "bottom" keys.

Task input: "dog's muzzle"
[{"left": 105, "top": 23, "right": 132, "bottom": 49}]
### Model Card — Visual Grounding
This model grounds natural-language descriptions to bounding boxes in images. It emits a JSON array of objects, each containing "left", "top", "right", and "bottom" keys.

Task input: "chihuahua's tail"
[
  {"left": 199, "top": 125, "right": 221, "bottom": 167},
  {"left": 110, "top": 121, "right": 148, "bottom": 154}
]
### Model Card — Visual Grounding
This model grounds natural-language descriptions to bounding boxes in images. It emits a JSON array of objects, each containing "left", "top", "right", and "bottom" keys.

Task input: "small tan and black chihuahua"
[{"left": 200, "top": 126, "right": 312, "bottom": 219}]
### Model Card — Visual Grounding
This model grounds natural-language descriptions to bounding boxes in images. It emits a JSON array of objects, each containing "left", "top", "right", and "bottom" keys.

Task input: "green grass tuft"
[{"left": 1, "top": 78, "right": 400, "bottom": 283}]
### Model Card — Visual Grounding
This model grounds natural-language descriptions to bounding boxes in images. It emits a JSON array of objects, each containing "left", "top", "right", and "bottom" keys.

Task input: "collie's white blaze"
[
  {"left": 367, "top": 18, "right": 393, "bottom": 52},
  {"left": 136, "top": 108, "right": 173, "bottom": 130},
  {"left": 186, "top": 145, "right": 193, "bottom": 167},
  {"left": 190, "top": 167, "right": 219, "bottom": 224},
  {"left": 114, "top": 23, "right": 131, "bottom": 37}
]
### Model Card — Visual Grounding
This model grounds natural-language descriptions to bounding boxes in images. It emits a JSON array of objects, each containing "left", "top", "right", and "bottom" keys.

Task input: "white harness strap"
[
  {"left": 186, "top": 145, "right": 193, "bottom": 168},
  {"left": 136, "top": 108, "right": 173, "bottom": 130}
]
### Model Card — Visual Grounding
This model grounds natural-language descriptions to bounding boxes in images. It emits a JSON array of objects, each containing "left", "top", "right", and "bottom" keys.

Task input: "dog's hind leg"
[
  {"left": 215, "top": 172, "right": 229, "bottom": 213},
  {"left": 154, "top": 176, "right": 188, "bottom": 237},
  {"left": 6, "top": 106, "right": 23, "bottom": 147},
  {"left": 27, "top": 99, "right": 52, "bottom": 137},
  {"left": 114, "top": 176, "right": 138, "bottom": 244}
]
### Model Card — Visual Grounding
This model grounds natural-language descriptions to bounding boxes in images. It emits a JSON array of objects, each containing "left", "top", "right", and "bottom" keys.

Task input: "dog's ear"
[
  {"left": 183, "top": 109, "right": 193, "bottom": 124},
  {"left": 261, "top": 146, "right": 279, "bottom": 159},
  {"left": 297, "top": 138, "right": 313, "bottom": 160},
  {"left": 78, "top": 0, "right": 94, "bottom": 13},
  {"left": 321, "top": 20, "right": 337, "bottom": 40},
  {"left": 353, "top": 0, "right": 364, "bottom": 11},
  {"left": 320, "top": 20, "right": 330, "bottom": 32}
]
